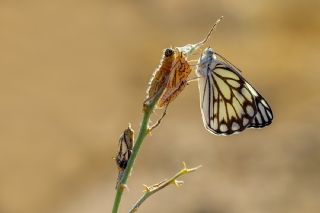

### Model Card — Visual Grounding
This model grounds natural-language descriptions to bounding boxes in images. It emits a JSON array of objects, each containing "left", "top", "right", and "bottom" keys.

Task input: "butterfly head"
[
  {"left": 199, "top": 48, "right": 215, "bottom": 64},
  {"left": 204, "top": 47, "right": 214, "bottom": 57}
]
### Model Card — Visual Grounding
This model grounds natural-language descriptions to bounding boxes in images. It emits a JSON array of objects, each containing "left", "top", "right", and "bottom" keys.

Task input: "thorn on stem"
[
  {"left": 143, "top": 184, "right": 150, "bottom": 192},
  {"left": 119, "top": 184, "right": 129, "bottom": 192},
  {"left": 174, "top": 180, "right": 184, "bottom": 187},
  {"left": 182, "top": 161, "right": 187, "bottom": 170},
  {"left": 188, "top": 165, "right": 203, "bottom": 173}
]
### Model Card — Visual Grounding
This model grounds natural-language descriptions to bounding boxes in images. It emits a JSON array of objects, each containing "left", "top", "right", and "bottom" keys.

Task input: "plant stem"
[
  {"left": 112, "top": 89, "right": 162, "bottom": 213},
  {"left": 129, "top": 162, "right": 202, "bottom": 213}
]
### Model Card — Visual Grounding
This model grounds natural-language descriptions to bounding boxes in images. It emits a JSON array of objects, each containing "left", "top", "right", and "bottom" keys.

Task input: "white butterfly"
[{"left": 196, "top": 48, "right": 273, "bottom": 135}]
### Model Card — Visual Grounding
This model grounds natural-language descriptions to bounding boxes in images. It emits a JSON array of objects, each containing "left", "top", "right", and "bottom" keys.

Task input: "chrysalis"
[
  {"left": 115, "top": 125, "right": 134, "bottom": 189},
  {"left": 157, "top": 49, "right": 191, "bottom": 108},
  {"left": 145, "top": 48, "right": 175, "bottom": 104}
]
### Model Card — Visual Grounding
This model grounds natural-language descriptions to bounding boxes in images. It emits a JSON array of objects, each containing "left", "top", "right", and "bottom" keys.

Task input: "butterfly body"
[{"left": 196, "top": 48, "right": 273, "bottom": 135}]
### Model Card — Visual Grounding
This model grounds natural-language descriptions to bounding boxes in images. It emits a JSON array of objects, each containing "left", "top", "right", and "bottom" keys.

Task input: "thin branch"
[
  {"left": 112, "top": 83, "right": 167, "bottom": 213},
  {"left": 148, "top": 104, "right": 169, "bottom": 133},
  {"left": 187, "top": 77, "right": 200, "bottom": 83},
  {"left": 176, "top": 16, "right": 223, "bottom": 56},
  {"left": 129, "top": 162, "right": 202, "bottom": 213}
]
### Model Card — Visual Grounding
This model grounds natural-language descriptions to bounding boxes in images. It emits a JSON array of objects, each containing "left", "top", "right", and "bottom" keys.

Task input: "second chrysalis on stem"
[{"left": 115, "top": 125, "right": 134, "bottom": 190}]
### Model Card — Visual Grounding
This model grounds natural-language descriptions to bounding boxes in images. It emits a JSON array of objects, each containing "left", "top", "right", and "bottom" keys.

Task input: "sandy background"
[{"left": 1, "top": 0, "right": 320, "bottom": 212}]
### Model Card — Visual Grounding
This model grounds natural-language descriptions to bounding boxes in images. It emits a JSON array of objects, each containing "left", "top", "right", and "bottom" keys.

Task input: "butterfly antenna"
[
  {"left": 177, "top": 16, "right": 223, "bottom": 57},
  {"left": 215, "top": 52, "right": 243, "bottom": 73},
  {"left": 198, "top": 16, "right": 223, "bottom": 46}
]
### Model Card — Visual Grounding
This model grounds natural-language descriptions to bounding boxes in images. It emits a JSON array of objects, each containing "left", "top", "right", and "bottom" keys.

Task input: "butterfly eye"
[{"left": 164, "top": 48, "right": 174, "bottom": 57}]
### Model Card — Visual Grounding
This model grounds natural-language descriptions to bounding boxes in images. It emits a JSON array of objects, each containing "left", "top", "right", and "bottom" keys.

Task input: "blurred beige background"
[{"left": 1, "top": 0, "right": 320, "bottom": 213}]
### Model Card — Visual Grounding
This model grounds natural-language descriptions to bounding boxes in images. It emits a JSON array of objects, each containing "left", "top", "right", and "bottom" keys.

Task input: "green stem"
[
  {"left": 112, "top": 91, "right": 161, "bottom": 213},
  {"left": 129, "top": 163, "right": 202, "bottom": 213}
]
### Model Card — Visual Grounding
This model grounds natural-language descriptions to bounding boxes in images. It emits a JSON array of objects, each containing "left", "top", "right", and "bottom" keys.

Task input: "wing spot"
[
  {"left": 213, "top": 118, "right": 218, "bottom": 130},
  {"left": 246, "top": 105, "right": 255, "bottom": 117},
  {"left": 231, "top": 122, "right": 240, "bottom": 131},
  {"left": 220, "top": 124, "right": 227, "bottom": 132},
  {"left": 243, "top": 118, "right": 249, "bottom": 126}
]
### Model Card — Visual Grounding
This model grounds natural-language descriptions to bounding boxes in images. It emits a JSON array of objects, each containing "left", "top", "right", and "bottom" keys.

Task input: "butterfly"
[{"left": 196, "top": 48, "right": 273, "bottom": 135}]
